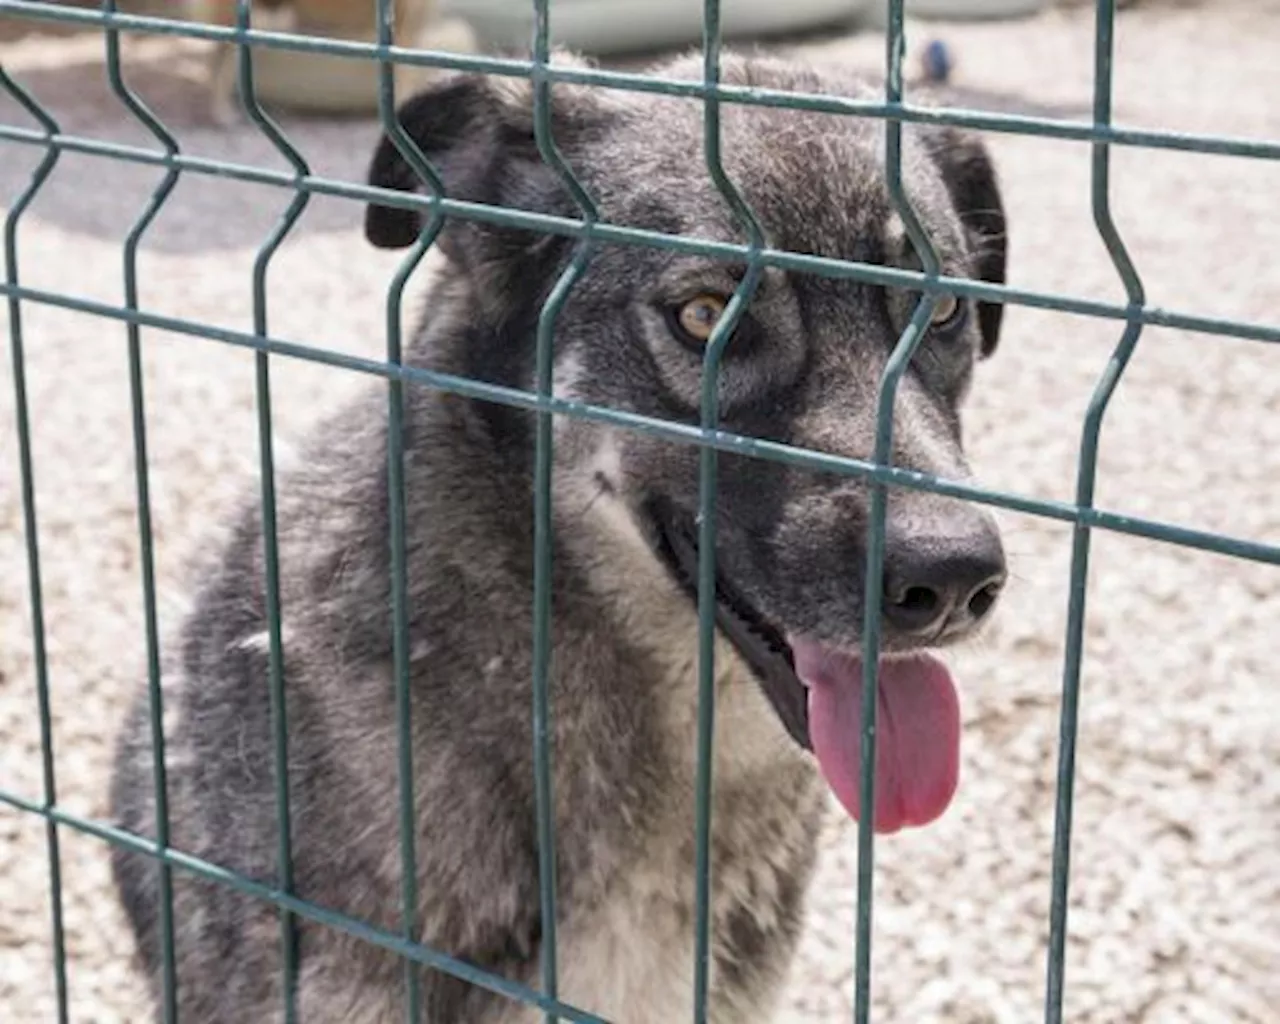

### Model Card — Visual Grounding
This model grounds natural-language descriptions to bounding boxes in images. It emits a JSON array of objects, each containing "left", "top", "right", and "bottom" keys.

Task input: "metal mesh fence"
[{"left": 1, "top": 1, "right": 1277, "bottom": 1023}]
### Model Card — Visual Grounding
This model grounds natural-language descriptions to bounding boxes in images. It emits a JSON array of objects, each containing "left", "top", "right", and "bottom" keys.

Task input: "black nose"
[{"left": 881, "top": 522, "right": 1006, "bottom": 639}]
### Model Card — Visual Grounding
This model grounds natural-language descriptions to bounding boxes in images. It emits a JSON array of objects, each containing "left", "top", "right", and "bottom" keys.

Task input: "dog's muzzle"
[{"left": 645, "top": 498, "right": 811, "bottom": 750}]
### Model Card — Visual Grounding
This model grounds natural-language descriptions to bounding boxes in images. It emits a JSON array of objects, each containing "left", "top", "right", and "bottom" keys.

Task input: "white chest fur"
[{"left": 501, "top": 898, "right": 698, "bottom": 1024}]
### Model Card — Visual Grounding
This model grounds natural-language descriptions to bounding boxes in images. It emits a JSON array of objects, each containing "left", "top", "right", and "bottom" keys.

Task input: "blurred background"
[{"left": 1, "top": 1, "right": 1278, "bottom": 1021}]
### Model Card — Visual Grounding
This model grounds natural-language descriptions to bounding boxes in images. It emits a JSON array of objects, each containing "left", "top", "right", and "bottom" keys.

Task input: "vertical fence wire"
[
  {"left": 852, "top": 3, "right": 945, "bottom": 1020},
  {"left": 373, "top": 1, "right": 448, "bottom": 1019},
  {"left": 101, "top": 2, "right": 181, "bottom": 1018},
  {"left": 1044, "top": 2, "right": 1146, "bottom": 1021},
  {"left": 233, "top": 2, "right": 313, "bottom": 1018},
  {"left": 0, "top": 65, "right": 69, "bottom": 1024},
  {"left": 692, "top": 3, "right": 767, "bottom": 1020},
  {"left": 529, "top": 2, "right": 602, "bottom": 1021}
]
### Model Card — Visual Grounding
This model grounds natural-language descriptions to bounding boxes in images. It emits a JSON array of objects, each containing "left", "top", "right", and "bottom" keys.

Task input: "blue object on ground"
[{"left": 921, "top": 38, "right": 953, "bottom": 83}]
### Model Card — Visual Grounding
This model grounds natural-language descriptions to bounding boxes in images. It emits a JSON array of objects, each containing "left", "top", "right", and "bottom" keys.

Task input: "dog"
[{"left": 109, "top": 50, "right": 1010, "bottom": 1023}]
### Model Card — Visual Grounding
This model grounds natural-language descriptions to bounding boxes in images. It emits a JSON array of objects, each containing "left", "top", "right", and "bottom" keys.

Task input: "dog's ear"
[
  {"left": 364, "top": 60, "right": 608, "bottom": 269},
  {"left": 921, "top": 129, "right": 1008, "bottom": 358},
  {"left": 364, "top": 73, "right": 504, "bottom": 250}
]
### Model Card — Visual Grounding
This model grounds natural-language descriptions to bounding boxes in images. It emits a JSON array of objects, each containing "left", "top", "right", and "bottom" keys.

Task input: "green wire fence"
[{"left": 1, "top": 2, "right": 1277, "bottom": 1023}]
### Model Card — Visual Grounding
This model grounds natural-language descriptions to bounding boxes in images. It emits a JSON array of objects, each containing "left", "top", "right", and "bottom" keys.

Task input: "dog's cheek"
[
  {"left": 718, "top": 465, "right": 860, "bottom": 634},
  {"left": 756, "top": 511, "right": 863, "bottom": 642}
]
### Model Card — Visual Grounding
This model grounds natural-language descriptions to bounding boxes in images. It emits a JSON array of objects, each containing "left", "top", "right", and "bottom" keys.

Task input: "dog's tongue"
[{"left": 791, "top": 639, "right": 960, "bottom": 834}]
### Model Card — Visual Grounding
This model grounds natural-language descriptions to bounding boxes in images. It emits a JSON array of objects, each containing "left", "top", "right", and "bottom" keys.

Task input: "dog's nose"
[{"left": 881, "top": 520, "right": 1006, "bottom": 639}]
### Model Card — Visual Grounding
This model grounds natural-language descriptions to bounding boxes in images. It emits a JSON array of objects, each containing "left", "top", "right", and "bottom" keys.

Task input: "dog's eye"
[
  {"left": 929, "top": 293, "right": 968, "bottom": 334},
  {"left": 671, "top": 294, "right": 728, "bottom": 346}
]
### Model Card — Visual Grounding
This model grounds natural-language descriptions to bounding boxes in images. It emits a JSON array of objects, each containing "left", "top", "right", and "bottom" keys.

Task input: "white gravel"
[{"left": 2, "top": 4, "right": 1278, "bottom": 1022}]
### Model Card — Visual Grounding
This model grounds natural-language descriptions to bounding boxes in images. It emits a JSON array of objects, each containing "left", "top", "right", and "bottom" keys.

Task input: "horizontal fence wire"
[
  {"left": 0, "top": 789, "right": 610, "bottom": 1024},
  {"left": 1, "top": 117, "right": 1278, "bottom": 345},
  {"left": 2, "top": 279, "right": 1276, "bottom": 568},
  {"left": 0, "top": 0, "right": 1275, "bottom": 1022},
  {"left": 5, "top": 0, "right": 1280, "bottom": 162}
]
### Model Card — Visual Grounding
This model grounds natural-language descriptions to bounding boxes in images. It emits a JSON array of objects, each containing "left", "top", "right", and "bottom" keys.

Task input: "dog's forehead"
[{"left": 592, "top": 87, "right": 952, "bottom": 260}]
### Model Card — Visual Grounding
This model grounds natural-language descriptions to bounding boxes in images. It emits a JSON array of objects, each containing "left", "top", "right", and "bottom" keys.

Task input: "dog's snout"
[{"left": 881, "top": 519, "right": 1006, "bottom": 639}]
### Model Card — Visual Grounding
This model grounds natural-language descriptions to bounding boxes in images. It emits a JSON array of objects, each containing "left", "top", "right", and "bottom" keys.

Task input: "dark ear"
[
  {"left": 921, "top": 128, "right": 1008, "bottom": 358},
  {"left": 364, "top": 63, "right": 606, "bottom": 266},
  {"left": 364, "top": 74, "right": 504, "bottom": 250}
]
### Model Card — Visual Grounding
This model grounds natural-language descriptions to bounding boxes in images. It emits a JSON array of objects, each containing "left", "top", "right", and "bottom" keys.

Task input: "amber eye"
[
  {"left": 930, "top": 293, "right": 966, "bottom": 331},
  {"left": 673, "top": 293, "right": 728, "bottom": 345}
]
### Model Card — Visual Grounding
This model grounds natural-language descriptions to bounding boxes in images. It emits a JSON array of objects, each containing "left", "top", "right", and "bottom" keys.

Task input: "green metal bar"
[
  {"left": 2, "top": 278, "right": 1273, "bottom": 568},
  {"left": 692, "top": 5, "right": 767, "bottom": 1020},
  {"left": 854, "top": 5, "right": 947, "bottom": 1020},
  {"left": 1044, "top": 3, "right": 1146, "bottom": 1021},
  {"left": 6, "top": 127, "right": 1275, "bottom": 347},
  {"left": 384, "top": 252, "right": 429, "bottom": 1024},
  {"left": 233, "top": 3, "right": 313, "bottom": 1017},
  {"left": 528, "top": 3, "right": 601, "bottom": 1020},
  {"left": 372, "top": 1, "right": 448, "bottom": 1017},
  {"left": 0, "top": 788, "right": 609, "bottom": 1024},
  {"left": 101, "top": 2, "right": 181, "bottom": 1018},
  {"left": 0, "top": 66, "right": 68, "bottom": 1024},
  {"left": 5, "top": 1, "right": 1280, "bottom": 163}
]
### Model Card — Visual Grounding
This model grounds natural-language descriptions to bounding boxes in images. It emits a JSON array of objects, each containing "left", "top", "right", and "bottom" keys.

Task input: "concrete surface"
[{"left": 2, "top": 2, "right": 1278, "bottom": 1021}]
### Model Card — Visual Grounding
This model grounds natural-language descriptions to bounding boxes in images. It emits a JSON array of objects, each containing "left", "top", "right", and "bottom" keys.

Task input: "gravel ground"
[{"left": 2, "top": 3, "right": 1279, "bottom": 1022}]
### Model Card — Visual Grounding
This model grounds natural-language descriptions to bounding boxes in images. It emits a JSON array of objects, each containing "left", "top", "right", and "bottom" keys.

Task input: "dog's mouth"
[
  {"left": 647, "top": 498, "right": 812, "bottom": 751},
  {"left": 645, "top": 498, "right": 963, "bottom": 835}
]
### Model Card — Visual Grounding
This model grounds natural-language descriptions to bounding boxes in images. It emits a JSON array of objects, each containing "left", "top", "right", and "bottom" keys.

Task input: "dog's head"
[{"left": 365, "top": 53, "right": 1009, "bottom": 834}]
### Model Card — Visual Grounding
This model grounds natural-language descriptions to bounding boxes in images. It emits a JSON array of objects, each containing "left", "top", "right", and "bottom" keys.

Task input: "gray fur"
[{"left": 110, "top": 50, "right": 1009, "bottom": 1023}]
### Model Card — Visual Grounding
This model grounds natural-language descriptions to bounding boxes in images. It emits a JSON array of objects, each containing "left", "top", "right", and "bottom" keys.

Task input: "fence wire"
[{"left": 0, "top": 1, "right": 1276, "bottom": 1023}]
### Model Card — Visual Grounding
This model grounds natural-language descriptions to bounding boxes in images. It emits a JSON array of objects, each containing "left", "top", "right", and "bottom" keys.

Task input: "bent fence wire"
[{"left": 1, "top": 1, "right": 1277, "bottom": 1023}]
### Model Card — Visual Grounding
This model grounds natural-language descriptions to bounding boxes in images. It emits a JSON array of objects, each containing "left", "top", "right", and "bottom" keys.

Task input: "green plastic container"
[
  {"left": 863, "top": 0, "right": 1049, "bottom": 27},
  {"left": 439, "top": 0, "right": 867, "bottom": 55}
]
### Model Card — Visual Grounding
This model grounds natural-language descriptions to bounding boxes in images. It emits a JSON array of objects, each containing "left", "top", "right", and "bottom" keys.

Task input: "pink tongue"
[{"left": 791, "top": 639, "right": 961, "bottom": 834}]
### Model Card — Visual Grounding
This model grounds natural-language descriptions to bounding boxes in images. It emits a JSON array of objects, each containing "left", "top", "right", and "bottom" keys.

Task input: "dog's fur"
[{"left": 110, "top": 51, "right": 1010, "bottom": 1023}]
